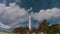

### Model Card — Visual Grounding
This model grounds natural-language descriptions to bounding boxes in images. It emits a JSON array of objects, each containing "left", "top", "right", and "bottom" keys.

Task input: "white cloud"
[
  {"left": 33, "top": 8, "right": 60, "bottom": 21},
  {"left": 0, "top": 3, "right": 28, "bottom": 29},
  {"left": 0, "top": 22, "right": 11, "bottom": 29}
]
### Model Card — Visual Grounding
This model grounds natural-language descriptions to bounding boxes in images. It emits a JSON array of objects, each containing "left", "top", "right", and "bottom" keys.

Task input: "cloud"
[
  {"left": 0, "top": 22, "right": 11, "bottom": 29},
  {"left": 33, "top": 8, "right": 60, "bottom": 21},
  {"left": 0, "top": 2, "right": 28, "bottom": 30}
]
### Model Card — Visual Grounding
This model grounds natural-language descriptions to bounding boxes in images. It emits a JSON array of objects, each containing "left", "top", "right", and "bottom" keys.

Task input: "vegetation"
[
  {"left": 47, "top": 24, "right": 60, "bottom": 34},
  {"left": 39, "top": 19, "right": 49, "bottom": 32},
  {"left": 12, "top": 19, "right": 60, "bottom": 34},
  {"left": 12, "top": 27, "right": 29, "bottom": 34}
]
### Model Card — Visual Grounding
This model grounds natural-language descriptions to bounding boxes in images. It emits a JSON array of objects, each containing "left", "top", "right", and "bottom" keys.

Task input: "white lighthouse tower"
[
  {"left": 27, "top": 7, "right": 32, "bottom": 31},
  {"left": 29, "top": 14, "right": 32, "bottom": 31}
]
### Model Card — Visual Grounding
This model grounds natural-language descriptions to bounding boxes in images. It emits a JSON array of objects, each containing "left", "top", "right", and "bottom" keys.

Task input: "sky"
[{"left": 0, "top": 0, "right": 60, "bottom": 32}]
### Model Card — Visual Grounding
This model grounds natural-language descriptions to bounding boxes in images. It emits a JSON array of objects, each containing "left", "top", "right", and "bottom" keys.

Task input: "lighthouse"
[
  {"left": 27, "top": 7, "right": 32, "bottom": 31},
  {"left": 29, "top": 14, "right": 32, "bottom": 31}
]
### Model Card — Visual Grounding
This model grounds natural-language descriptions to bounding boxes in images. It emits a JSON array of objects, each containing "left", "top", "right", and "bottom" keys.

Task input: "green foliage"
[
  {"left": 39, "top": 19, "right": 49, "bottom": 32},
  {"left": 38, "top": 19, "right": 60, "bottom": 34},
  {"left": 47, "top": 24, "right": 60, "bottom": 34},
  {"left": 12, "top": 27, "right": 28, "bottom": 34},
  {"left": 12, "top": 19, "right": 60, "bottom": 34}
]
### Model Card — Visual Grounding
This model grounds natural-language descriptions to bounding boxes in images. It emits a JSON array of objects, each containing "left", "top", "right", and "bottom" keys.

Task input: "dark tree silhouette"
[
  {"left": 39, "top": 19, "right": 49, "bottom": 32},
  {"left": 47, "top": 24, "right": 60, "bottom": 34},
  {"left": 12, "top": 27, "right": 28, "bottom": 34}
]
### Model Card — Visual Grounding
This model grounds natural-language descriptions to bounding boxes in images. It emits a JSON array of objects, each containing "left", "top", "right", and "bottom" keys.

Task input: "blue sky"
[{"left": 0, "top": 0, "right": 60, "bottom": 32}]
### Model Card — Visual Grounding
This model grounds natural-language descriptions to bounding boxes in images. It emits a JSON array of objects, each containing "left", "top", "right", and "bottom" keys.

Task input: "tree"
[
  {"left": 12, "top": 27, "right": 28, "bottom": 34},
  {"left": 47, "top": 24, "right": 59, "bottom": 34},
  {"left": 39, "top": 19, "right": 49, "bottom": 32}
]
